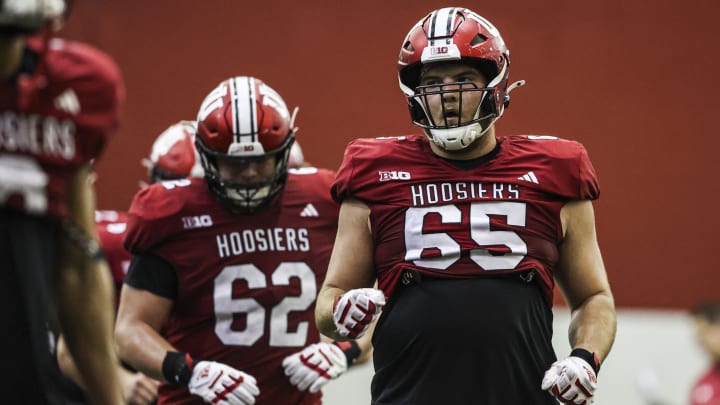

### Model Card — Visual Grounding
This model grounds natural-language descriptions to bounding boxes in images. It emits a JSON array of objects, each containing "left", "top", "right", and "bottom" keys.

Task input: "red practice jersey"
[
  {"left": 692, "top": 364, "right": 720, "bottom": 405},
  {"left": 0, "top": 37, "right": 123, "bottom": 219},
  {"left": 125, "top": 168, "right": 338, "bottom": 405},
  {"left": 95, "top": 209, "right": 130, "bottom": 304},
  {"left": 332, "top": 134, "right": 599, "bottom": 302}
]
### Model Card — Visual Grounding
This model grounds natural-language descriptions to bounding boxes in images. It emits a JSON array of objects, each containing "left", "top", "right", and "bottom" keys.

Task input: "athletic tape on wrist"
[
  {"left": 570, "top": 348, "right": 600, "bottom": 374},
  {"left": 61, "top": 220, "right": 105, "bottom": 261},
  {"left": 332, "top": 340, "right": 361, "bottom": 365},
  {"left": 162, "top": 351, "right": 194, "bottom": 385}
]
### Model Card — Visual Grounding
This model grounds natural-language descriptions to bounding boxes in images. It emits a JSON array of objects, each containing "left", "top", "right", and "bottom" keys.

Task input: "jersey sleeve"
[
  {"left": 527, "top": 137, "right": 600, "bottom": 201},
  {"left": 124, "top": 183, "right": 185, "bottom": 254},
  {"left": 331, "top": 140, "right": 360, "bottom": 203},
  {"left": 96, "top": 211, "right": 131, "bottom": 289},
  {"left": 575, "top": 142, "right": 600, "bottom": 200},
  {"left": 53, "top": 40, "right": 125, "bottom": 161},
  {"left": 565, "top": 142, "right": 600, "bottom": 200}
]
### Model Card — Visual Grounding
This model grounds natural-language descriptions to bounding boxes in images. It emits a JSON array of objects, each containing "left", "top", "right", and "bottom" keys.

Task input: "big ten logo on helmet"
[
  {"left": 378, "top": 170, "right": 411, "bottom": 182},
  {"left": 431, "top": 46, "right": 449, "bottom": 55},
  {"left": 181, "top": 215, "right": 213, "bottom": 229}
]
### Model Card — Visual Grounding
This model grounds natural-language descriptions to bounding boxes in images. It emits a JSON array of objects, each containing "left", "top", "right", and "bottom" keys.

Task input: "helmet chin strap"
[
  {"left": 427, "top": 121, "right": 489, "bottom": 151},
  {"left": 428, "top": 79, "right": 526, "bottom": 151}
]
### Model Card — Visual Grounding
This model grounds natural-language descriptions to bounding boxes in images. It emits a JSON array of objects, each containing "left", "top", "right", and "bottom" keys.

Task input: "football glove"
[
  {"left": 332, "top": 288, "right": 386, "bottom": 338},
  {"left": 541, "top": 355, "right": 598, "bottom": 405},
  {"left": 188, "top": 361, "right": 260, "bottom": 405},
  {"left": 282, "top": 342, "right": 348, "bottom": 393}
]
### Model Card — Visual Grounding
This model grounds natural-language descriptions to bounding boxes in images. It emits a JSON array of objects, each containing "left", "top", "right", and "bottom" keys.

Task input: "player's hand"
[
  {"left": 541, "top": 356, "right": 598, "bottom": 404},
  {"left": 332, "top": 288, "right": 386, "bottom": 338},
  {"left": 121, "top": 370, "right": 160, "bottom": 405},
  {"left": 188, "top": 361, "right": 260, "bottom": 405},
  {"left": 282, "top": 342, "right": 348, "bottom": 393}
]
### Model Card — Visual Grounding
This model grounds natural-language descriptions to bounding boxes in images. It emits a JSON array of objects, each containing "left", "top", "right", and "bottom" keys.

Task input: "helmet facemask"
[
  {"left": 197, "top": 132, "right": 295, "bottom": 214},
  {"left": 194, "top": 76, "right": 298, "bottom": 214},
  {"left": 397, "top": 7, "right": 525, "bottom": 151},
  {"left": 409, "top": 76, "right": 497, "bottom": 151}
]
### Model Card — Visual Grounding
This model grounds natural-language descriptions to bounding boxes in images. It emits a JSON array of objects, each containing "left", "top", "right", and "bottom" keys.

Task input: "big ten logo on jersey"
[
  {"left": 160, "top": 179, "right": 192, "bottom": 189},
  {"left": 181, "top": 215, "right": 213, "bottom": 229},
  {"left": 378, "top": 170, "right": 411, "bottom": 182}
]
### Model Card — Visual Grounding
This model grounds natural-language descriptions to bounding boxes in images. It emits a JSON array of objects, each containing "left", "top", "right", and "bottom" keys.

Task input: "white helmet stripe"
[
  {"left": 428, "top": 7, "right": 456, "bottom": 46},
  {"left": 231, "top": 76, "right": 257, "bottom": 143}
]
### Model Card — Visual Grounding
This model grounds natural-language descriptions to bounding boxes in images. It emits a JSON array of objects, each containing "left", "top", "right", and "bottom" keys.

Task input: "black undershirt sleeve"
[{"left": 124, "top": 253, "right": 178, "bottom": 300}]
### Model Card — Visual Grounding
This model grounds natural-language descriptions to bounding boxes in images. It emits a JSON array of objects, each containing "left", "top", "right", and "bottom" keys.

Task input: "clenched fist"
[{"left": 332, "top": 288, "right": 385, "bottom": 338}]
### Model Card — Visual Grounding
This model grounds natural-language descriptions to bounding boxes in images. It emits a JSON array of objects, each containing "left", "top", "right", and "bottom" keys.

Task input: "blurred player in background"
[
  {"left": 0, "top": 0, "right": 124, "bottom": 403},
  {"left": 56, "top": 209, "right": 160, "bottom": 405},
  {"left": 140, "top": 120, "right": 204, "bottom": 188},
  {"left": 57, "top": 120, "right": 212, "bottom": 404},
  {"left": 115, "top": 76, "right": 370, "bottom": 405},
  {"left": 690, "top": 302, "right": 720, "bottom": 405},
  {"left": 288, "top": 140, "right": 305, "bottom": 168},
  {"left": 315, "top": 6, "right": 616, "bottom": 405}
]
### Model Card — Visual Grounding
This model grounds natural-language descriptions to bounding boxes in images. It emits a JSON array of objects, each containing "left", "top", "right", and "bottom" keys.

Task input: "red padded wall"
[{"left": 59, "top": 0, "right": 720, "bottom": 309}]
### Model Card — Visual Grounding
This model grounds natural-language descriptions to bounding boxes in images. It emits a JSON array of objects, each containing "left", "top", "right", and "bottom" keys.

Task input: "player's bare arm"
[
  {"left": 57, "top": 334, "right": 160, "bottom": 405},
  {"left": 316, "top": 198, "right": 376, "bottom": 340},
  {"left": 556, "top": 199, "right": 617, "bottom": 362},
  {"left": 115, "top": 284, "right": 175, "bottom": 382},
  {"left": 57, "top": 164, "right": 124, "bottom": 405}
]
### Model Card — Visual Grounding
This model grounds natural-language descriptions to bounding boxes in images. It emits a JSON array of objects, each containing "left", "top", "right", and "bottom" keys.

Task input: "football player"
[
  {"left": 140, "top": 120, "right": 204, "bottom": 187},
  {"left": 315, "top": 6, "right": 617, "bottom": 405},
  {"left": 116, "top": 76, "right": 369, "bottom": 405},
  {"left": 690, "top": 302, "right": 720, "bottom": 405},
  {"left": 288, "top": 140, "right": 305, "bottom": 169},
  {"left": 57, "top": 122, "right": 214, "bottom": 404},
  {"left": 0, "top": 0, "right": 124, "bottom": 403},
  {"left": 57, "top": 209, "right": 162, "bottom": 405},
  {"left": 138, "top": 119, "right": 305, "bottom": 189}
]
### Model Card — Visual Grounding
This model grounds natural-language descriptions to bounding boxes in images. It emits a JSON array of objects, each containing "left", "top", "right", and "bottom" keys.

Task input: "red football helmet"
[
  {"left": 195, "top": 76, "right": 297, "bottom": 212},
  {"left": 141, "top": 120, "right": 202, "bottom": 185},
  {"left": 398, "top": 7, "right": 524, "bottom": 150}
]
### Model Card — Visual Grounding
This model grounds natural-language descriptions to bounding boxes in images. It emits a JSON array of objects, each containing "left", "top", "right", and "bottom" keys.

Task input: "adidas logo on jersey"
[
  {"left": 300, "top": 203, "right": 319, "bottom": 217},
  {"left": 517, "top": 171, "right": 539, "bottom": 184},
  {"left": 54, "top": 89, "right": 80, "bottom": 115}
]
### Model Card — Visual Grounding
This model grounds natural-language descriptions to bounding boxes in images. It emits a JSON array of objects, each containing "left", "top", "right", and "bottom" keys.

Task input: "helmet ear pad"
[
  {"left": 407, "top": 98, "right": 428, "bottom": 126},
  {"left": 480, "top": 91, "right": 497, "bottom": 116}
]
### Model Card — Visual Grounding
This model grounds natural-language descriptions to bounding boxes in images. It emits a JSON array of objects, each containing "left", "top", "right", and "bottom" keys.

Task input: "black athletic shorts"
[
  {"left": 371, "top": 272, "right": 558, "bottom": 405},
  {"left": 0, "top": 210, "right": 67, "bottom": 405}
]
